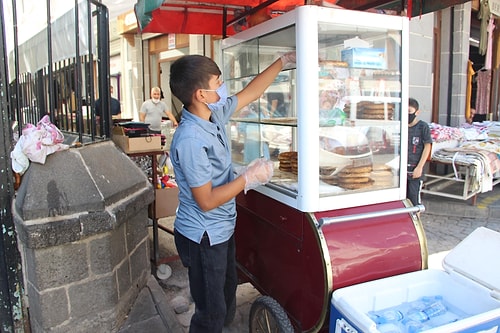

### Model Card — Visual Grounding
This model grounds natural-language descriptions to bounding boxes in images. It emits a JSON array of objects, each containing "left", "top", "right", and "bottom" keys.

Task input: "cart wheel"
[{"left": 249, "top": 296, "right": 294, "bottom": 333}]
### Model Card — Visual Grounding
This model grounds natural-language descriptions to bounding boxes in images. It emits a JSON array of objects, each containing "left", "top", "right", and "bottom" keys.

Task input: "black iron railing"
[{"left": 8, "top": 0, "right": 112, "bottom": 145}]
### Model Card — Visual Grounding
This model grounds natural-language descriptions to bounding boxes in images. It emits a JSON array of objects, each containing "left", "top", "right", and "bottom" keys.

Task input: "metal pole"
[
  {"left": 446, "top": 7, "right": 454, "bottom": 127},
  {"left": 94, "top": 2, "right": 111, "bottom": 138},
  {"left": 0, "top": 0, "right": 28, "bottom": 330},
  {"left": 47, "top": 0, "right": 55, "bottom": 123},
  {"left": 74, "top": 0, "right": 83, "bottom": 143},
  {"left": 87, "top": 0, "right": 96, "bottom": 139},
  {"left": 11, "top": 0, "right": 21, "bottom": 136}
]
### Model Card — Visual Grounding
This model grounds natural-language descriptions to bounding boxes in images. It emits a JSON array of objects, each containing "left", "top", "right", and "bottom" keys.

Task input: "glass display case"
[{"left": 222, "top": 5, "right": 409, "bottom": 212}]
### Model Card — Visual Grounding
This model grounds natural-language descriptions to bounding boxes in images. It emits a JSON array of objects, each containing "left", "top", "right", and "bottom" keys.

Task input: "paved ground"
[{"left": 118, "top": 184, "right": 500, "bottom": 333}]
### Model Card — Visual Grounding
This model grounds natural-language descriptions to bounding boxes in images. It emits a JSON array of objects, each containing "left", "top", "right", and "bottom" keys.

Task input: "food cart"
[{"left": 221, "top": 6, "right": 428, "bottom": 332}]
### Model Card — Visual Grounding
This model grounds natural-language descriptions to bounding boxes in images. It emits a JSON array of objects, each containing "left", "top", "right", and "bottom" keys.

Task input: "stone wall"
[{"left": 12, "top": 142, "right": 154, "bottom": 333}]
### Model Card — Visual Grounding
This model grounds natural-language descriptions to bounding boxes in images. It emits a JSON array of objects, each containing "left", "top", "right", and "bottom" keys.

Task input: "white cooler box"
[{"left": 330, "top": 227, "right": 500, "bottom": 333}]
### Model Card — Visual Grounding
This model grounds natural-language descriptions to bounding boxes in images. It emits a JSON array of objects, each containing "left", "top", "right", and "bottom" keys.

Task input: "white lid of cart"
[{"left": 443, "top": 227, "right": 500, "bottom": 293}]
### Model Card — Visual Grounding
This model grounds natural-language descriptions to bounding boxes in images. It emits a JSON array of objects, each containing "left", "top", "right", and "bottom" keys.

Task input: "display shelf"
[{"left": 230, "top": 117, "right": 298, "bottom": 126}]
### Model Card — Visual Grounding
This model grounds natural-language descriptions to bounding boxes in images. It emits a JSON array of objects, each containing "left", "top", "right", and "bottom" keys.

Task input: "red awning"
[
  {"left": 135, "top": 0, "right": 472, "bottom": 36},
  {"left": 135, "top": 0, "right": 307, "bottom": 36}
]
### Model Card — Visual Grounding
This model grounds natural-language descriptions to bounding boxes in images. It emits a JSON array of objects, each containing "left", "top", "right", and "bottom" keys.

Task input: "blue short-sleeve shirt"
[{"left": 170, "top": 96, "right": 238, "bottom": 245}]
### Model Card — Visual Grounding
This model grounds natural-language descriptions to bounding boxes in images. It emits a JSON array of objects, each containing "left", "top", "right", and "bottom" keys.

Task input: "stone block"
[
  {"left": 68, "top": 274, "right": 118, "bottom": 318},
  {"left": 126, "top": 210, "right": 149, "bottom": 251},
  {"left": 114, "top": 189, "right": 154, "bottom": 224},
  {"left": 26, "top": 243, "right": 89, "bottom": 290},
  {"left": 16, "top": 216, "right": 85, "bottom": 249},
  {"left": 116, "top": 259, "right": 132, "bottom": 298},
  {"left": 79, "top": 141, "right": 150, "bottom": 205},
  {"left": 79, "top": 210, "right": 118, "bottom": 236},
  {"left": 42, "top": 310, "right": 115, "bottom": 333},
  {"left": 130, "top": 241, "right": 150, "bottom": 285},
  {"left": 27, "top": 284, "right": 69, "bottom": 330},
  {"left": 15, "top": 150, "right": 105, "bottom": 221},
  {"left": 90, "top": 227, "right": 127, "bottom": 275}
]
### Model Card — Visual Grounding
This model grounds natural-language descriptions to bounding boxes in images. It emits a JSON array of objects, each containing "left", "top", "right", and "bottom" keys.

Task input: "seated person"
[{"left": 95, "top": 85, "right": 121, "bottom": 118}]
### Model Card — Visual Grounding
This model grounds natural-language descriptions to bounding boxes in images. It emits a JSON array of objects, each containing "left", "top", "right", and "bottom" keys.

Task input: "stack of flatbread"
[
  {"left": 278, "top": 151, "right": 298, "bottom": 174},
  {"left": 336, "top": 165, "right": 374, "bottom": 189},
  {"left": 359, "top": 102, "right": 395, "bottom": 120},
  {"left": 343, "top": 101, "right": 395, "bottom": 120},
  {"left": 370, "top": 164, "right": 395, "bottom": 187}
]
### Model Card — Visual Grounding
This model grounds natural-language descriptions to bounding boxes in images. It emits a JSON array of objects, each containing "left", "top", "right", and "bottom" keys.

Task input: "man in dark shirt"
[
  {"left": 407, "top": 98, "right": 432, "bottom": 207},
  {"left": 95, "top": 85, "right": 121, "bottom": 118}
]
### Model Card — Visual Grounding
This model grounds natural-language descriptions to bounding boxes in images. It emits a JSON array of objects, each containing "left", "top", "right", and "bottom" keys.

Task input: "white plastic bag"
[{"left": 12, "top": 115, "right": 69, "bottom": 171}]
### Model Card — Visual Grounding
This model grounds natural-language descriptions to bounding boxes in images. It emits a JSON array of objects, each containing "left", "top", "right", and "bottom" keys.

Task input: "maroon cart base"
[{"left": 235, "top": 190, "right": 427, "bottom": 332}]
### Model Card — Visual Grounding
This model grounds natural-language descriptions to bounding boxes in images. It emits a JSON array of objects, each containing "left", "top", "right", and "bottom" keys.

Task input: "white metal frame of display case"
[{"left": 222, "top": 5, "right": 410, "bottom": 212}]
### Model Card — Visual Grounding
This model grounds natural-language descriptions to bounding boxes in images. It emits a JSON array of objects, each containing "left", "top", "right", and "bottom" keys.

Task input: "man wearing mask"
[
  {"left": 407, "top": 97, "right": 432, "bottom": 208},
  {"left": 139, "top": 86, "right": 178, "bottom": 133}
]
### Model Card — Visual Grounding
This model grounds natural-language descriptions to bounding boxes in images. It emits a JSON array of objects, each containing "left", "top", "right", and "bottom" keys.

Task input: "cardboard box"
[
  {"left": 330, "top": 227, "right": 500, "bottom": 333},
  {"left": 112, "top": 126, "right": 161, "bottom": 153},
  {"left": 341, "top": 48, "right": 386, "bottom": 70},
  {"left": 154, "top": 187, "right": 179, "bottom": 218}
]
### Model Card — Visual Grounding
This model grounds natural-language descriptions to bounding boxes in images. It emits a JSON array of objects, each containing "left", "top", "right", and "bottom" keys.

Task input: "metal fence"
[{"left": 7, "top": 0, "right": 112, "bottom": 144}]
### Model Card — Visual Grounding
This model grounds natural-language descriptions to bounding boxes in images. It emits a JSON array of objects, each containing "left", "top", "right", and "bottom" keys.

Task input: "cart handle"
[{"left": 318, "top": 204, "right": 425, "bottom": 227}]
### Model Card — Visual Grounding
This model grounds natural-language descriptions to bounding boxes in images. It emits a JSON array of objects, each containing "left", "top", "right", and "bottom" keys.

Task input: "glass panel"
[
  {"left": 232, "top": 101, "right": 261, "bottom": 164},
  {"left": 263, "top": 70, "right": 295, "bottom": 119},
  {"left": 223, "top": 39, "right": 259, "bottom": 79},
  {"left": 317, "top": 22, "right": 402, "bottom": 195},
  {"left": 225, "top": 26, "right": 296, "bottom": 168}
]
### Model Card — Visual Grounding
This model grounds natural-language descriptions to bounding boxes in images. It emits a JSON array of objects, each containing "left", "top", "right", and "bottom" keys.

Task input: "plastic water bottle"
[
  {"left": 423, "top": 299, "right": 447, "bottom": 318},
  {"left": 404, "top": 320, "right": 433, "bottom": 333},
  {"left": 406, "top": 298, "right": 447, "bottom": 322},
  {"left": 377, "top": 323, "right": 403, "bottom": 333},
  {"left": 369, "top": 309, "right": 404, "bottom": 324}
]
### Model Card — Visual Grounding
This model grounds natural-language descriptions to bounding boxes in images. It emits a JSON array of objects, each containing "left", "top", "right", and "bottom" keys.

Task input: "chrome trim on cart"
[{"left": 318, "top": 205, "right": 425, "bottom": 227}]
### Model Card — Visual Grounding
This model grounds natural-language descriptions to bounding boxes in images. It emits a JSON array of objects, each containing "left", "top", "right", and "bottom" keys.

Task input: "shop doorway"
[
  {"left": 159, "top": 60, "right": 183, "bottom": 123},
  {"left": 469, "top": 43, "right": 486, "bottom": 122}
]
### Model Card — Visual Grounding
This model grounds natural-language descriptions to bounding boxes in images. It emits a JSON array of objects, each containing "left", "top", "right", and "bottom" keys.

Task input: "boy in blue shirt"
[{"left": 169, "top": 52, "right": 295, "bottom": 332}]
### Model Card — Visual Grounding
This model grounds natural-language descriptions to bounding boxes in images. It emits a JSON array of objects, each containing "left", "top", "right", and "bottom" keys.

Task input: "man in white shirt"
[{"left": 139, "top": 86, "right": 178, "bottom": 133}]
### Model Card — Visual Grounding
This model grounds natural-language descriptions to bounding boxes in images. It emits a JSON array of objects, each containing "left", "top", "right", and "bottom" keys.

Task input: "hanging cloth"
[
  {"left": 476, "top": 69, "right": 492, "bottom": 116},
  {"left": 478, "top": 0, "right": 490, "bottom": 55},
  {"left": 466, "top": 60, "right": 475, "bottom": 121},
  {"left": 485, "top": 15, "right": 495, "bottom": 69}
]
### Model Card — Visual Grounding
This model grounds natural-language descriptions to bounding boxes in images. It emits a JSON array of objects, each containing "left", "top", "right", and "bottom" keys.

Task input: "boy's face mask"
[
  {"left": 206, "top": 82, "right": 228, "bottom": 112},
  {"left": 408, "top": 113, "right": 416, "bottom": 124}
]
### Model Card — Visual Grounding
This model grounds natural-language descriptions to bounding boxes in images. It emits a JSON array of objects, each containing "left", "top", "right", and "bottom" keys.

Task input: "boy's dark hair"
[
  {"left": 169, "top": 55, "right": 222, "bottom": 106},
  {"left": 409, "top": 97, "right": 419, "bottom": 111}
]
